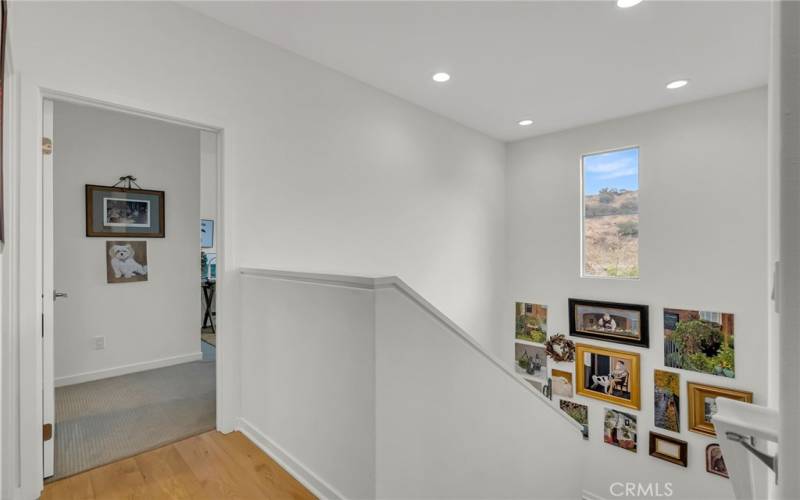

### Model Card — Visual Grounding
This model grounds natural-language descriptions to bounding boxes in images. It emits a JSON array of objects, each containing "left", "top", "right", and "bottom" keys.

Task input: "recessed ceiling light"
[
  {"left": 432, "top": 72, "right": 451, "bottom": 83},
  {"left": 616, "top": 0, "right": 643, "bottom": 8},
  {"left": 666, "top": 79, "right": 689, "bottom": 90},
  {"left": 518, "top": 119, "right": 534, "bottom": 127}
]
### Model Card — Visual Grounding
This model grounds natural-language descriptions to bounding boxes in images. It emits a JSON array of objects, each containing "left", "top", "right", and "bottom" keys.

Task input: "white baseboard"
[
  {"left": 236, "top": 417, "right": 346, "bottom": 500},
  {"left": 54, "top": 351, "right": 203, "bottom": 387}
]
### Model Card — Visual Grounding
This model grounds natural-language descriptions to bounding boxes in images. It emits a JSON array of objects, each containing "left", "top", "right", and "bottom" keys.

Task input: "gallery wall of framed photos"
[{"left": 507, "top": 88, "right": 768, "bottom": 498}]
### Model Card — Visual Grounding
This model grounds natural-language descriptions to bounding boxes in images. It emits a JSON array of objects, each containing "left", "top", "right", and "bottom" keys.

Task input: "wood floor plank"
[
  {"left": 212, "top": 431, "right": 316, "bottom": 500},
  {"left": 87, "top": 457, "right": 150, "bottom": 500},
  {"left": 134, "top": 444, "right": 209, "bottom": 500},
  {"left": 173, "top": 433, "right": 268, "bottom": 499},
  {"left": 41, "top": 472, "right": 95, "bottom": 500},
  {"left": 41, "top": 431, "right": 315, "bottom": 500}
]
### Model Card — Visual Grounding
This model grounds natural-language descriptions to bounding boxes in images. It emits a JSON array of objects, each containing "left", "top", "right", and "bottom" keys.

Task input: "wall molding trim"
[
  {"left": 54, "top": 351, "right": 202, "bottom": 387},
  {"left": 240, "top": 268, "right": 584, "bottom": 435},
  {"left": 236, "top": 417, "right": 346, "bottom": 500}
]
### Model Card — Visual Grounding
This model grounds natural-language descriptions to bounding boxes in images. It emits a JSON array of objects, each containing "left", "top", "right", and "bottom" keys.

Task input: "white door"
[{"left": 42, "top": 98, "right": 55, "bottom": 478}]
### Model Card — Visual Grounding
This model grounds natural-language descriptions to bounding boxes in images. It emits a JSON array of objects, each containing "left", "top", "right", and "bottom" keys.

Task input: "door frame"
[{"left": 9, "top": 78, "right": 233, "bottom": 498}]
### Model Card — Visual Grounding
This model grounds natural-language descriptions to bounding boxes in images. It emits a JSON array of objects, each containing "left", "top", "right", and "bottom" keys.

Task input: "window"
[{"left": 582, "top": 147, "right": 639, "bottom": 278}]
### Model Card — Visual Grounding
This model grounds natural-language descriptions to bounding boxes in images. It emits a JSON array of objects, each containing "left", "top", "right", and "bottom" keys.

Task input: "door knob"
[{"left": 53, "top": 291, "right": 68, "bottom": 300}]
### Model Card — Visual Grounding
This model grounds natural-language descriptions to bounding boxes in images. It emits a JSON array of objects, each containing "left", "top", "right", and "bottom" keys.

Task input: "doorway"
[{"left": 41, "top": 98, "right": 221, "bottom": 480}]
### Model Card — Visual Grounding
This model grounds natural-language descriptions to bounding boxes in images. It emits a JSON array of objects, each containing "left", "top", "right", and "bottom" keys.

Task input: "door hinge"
[
  {"left": 43, "top": 423, "right": 53, "bottom": 442},
  {"left": 42, "top": 137, "right": 53, "bottom": 155}
]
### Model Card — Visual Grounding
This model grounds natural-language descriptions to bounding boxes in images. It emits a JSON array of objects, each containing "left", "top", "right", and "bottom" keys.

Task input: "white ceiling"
[{"left": 183, "top": 1, "right": 770, "bottom": 142}]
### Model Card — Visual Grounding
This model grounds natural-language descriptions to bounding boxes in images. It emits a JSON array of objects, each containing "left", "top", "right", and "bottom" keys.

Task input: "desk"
[{"left": 202, "top": 279, "right": 216, "bottom": 333}]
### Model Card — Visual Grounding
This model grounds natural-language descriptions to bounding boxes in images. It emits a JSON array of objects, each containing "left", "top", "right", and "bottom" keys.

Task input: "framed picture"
[
  {"left": 201, "top": 219, "right": 215, "bottom": 248},
  {"left": 604, "top": 408, "right": 637, "bottom": 452},
  {"left": 106, "top": 241, "right": 148, "bottom": 284},
  {"left": 559, "top": 400, "right": 588, "bottom": 438},
  {"left": 664, "top": 308, "right": 735, "bottom": 378},
  {"left": 649, "top": 432, "right": 687, "bottom": 467},
  {"left": 688, "top": 382, "right": 752, "bottom": 436},
  {"left": 515, "top": 302, "right": 547, "bottom": 344},
  {"left": 514, "top": 343, "right": 547, "bottom": 379},
  {"left": 576, "top": 343, "right": 640, "bottom": 409},
  {"left": 568, "top": 298, "right": 649, "bottom": 347},
  {"left": 86, "top": 185, "right": 165, "bottom": 237},
  {"left": 551, "top": 369, "right": 573, "bottom": 397},
  {"left": 706, "top": 444, "right": 729, "bottom": 478},
  {"left": 654, "top": 369, "right": 680, "bottom": 432}
]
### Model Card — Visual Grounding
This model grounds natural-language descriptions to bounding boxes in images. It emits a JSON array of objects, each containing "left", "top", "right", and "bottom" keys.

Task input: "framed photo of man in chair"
[{"left": 575, "top": 343, "right": 641, "bottom": 410}]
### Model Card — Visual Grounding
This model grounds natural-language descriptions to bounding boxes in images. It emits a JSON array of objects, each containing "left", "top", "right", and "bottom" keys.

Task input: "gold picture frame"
[
  {"left": 575, "top": 343, "right": 641, "bottom": 410},
  {"left": 687, "top": 382, "right": 753, "bottom": 436}
]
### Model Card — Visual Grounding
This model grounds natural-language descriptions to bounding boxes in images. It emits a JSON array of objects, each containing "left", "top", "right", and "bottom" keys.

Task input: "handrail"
[
  {"left": 713, "top": 398, "right": 779, "bottom": 499},
  {"left": 240, "top": 267, "right": 586, "bottom": 436}
]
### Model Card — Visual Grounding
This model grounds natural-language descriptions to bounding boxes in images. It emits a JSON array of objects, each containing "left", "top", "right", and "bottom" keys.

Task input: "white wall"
[
  {"left": 6, "top": 2, "right": 506, "bottom": 496},
  {"left": 200, "top": 130, "right": 217, "bottom": 254},
  {"left": 239, "top": 271, "right": 376, "bottom": 499},
  {"left": 9, "top": 0, "right": 506, "bottom": 354},
  {"left": 52, "top": 101, "right": 201, "bottom": 384},
  {"left": 506, "top": 88, "right": 769, "bottom": 500},
  {"left": 238, "top": 269, "right": 585, "bottom": 500},
  {"left": 375, "top": 284, "right": 585, "bottom": 499}
]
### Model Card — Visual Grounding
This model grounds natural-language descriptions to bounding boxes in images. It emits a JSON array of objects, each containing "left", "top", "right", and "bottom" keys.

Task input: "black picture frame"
[
  {"left": 86, "top": 184, "right": 165, "bottom": 238},
  {"left": 568, "top": 298, "right": 649, "bottom": 347}
]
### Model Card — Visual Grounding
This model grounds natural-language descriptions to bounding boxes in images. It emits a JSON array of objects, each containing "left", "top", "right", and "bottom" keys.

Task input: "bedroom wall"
[
  {"left": 52, "top": 100, "right": 201, "bottom": 384},
  {"left": 506, "top": 88, "right": 769, "bottom": 499}
]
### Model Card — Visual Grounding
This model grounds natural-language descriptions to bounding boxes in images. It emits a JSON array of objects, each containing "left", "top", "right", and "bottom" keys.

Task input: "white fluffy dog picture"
[{"left": 106, "top": 241, "right": 148, "bottom": 283}]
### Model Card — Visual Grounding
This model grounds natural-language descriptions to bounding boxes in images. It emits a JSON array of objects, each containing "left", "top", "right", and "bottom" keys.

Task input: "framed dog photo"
[
  {"left": 86, "top": 185, "right": 165, "bottom": 237},
  {"left": 706, "top": 444, "right": 729, "bottom": 478},
  {"left": 106, "top": 241, "right": 149, "bottom": 284},
  {"left": 688, "top": 382, "right": 752, "bottom": 437},
  {"left": 575, "top": 343, "right": 641, "bottom": 410},
  {"left": 568, "top": 298, "right": 649, "bottom": 347}
]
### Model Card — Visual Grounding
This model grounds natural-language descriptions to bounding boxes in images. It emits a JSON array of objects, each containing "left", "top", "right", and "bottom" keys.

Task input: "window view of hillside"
[{"left": 582, "top": 147, "right": 639, "bottom": 278}]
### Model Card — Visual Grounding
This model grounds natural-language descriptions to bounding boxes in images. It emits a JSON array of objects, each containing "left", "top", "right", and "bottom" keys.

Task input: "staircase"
[{"left": 238, "top": 268, "right": 586, "bottom": 499}]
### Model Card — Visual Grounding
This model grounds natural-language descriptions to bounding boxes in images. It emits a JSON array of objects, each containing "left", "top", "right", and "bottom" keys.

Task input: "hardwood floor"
[{"left": 41, "top": 431, "right": 316, "bottom": 500}]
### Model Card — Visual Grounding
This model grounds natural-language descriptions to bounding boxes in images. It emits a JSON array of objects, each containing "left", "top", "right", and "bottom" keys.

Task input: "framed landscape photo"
[
  {"left": 568, "top": 298, "right": 649, "bottom": 347},
  {"left": 201, "top": 219, "right": 215, "bottom": 248},
  {"left": 688, "top": 382, "right": 752, "bottom": 436},
  {"left": 515, "top": 302, "right": 547, "bottom": 344},
  {"left": 86, "top": 185, "right": 165, "bottom": 237},
  {"left": 576, "top": 343, "right": 640, "bottom": 409},
  {"left": 649, "top": 432, "right": 687, "bottom": 467},
  {"left": 560, "top": 400, "right": 588, "bottom": 438},
  {"left": 664, "top": 308, "right": 735, "bottom": 378},
  {"left": 654, "top": 369, "right": 680, "bottom": 432}
]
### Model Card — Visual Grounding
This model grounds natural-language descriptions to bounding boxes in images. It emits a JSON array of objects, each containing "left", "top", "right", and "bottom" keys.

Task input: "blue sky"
[{"left": 583, "top": 147, "right": 639, "bottom": 195}]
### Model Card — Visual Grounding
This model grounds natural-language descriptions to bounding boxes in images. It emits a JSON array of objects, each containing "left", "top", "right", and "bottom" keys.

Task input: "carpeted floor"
[{"left": 52, "top": 355, "right": 216, "bottom": 480}]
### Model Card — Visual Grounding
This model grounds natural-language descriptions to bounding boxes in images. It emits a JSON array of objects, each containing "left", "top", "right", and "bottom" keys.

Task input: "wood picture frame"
[
  {"left": 649, "top": 432, "right": 688, "bottom": 467},
  {"left": 575, "top": 343, "right": 641, "bottom": 410},
  {"left": 86, "top": 184, "right": 165, "bottom": 238},
  {"left": 688, "top": 382, "right": 753, "bottom": 437},
  {"left": 568, "top": 298, "right": 649, "bottom": 347}
]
